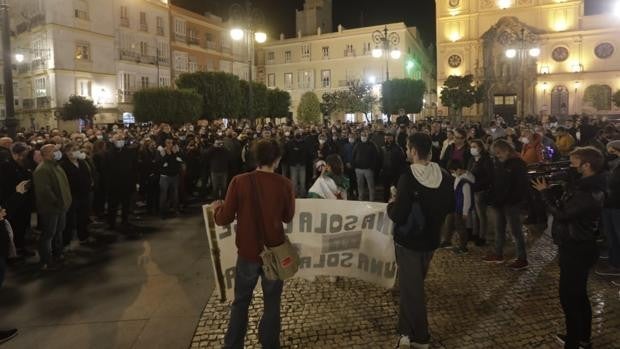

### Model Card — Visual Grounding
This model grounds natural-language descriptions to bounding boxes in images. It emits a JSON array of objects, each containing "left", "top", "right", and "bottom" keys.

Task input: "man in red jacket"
[{"left": 213, "top": 139, "right": 295, "bottom": 349}]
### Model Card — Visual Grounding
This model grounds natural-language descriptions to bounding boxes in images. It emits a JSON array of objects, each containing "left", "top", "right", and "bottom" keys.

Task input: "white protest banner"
[{"left": 203, "top": 199, "right": 397, "bottom": 302}]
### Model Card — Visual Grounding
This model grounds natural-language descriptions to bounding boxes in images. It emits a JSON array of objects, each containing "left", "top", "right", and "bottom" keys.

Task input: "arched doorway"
[{"left": 551, "top": 85, "right": 569, "bottom": 119}]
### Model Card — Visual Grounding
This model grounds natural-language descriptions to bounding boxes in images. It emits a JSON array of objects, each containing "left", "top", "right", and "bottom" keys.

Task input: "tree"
[
  {"left": 439, "top": 74, "right": 484, "bottom": 122},
  {"left": 614, "top": 90, "right": 620, "bottom": 108},
  {"left": 583, "top": 85, "right": 612, "bottom": 111},
  {"left": 268, "top": 88, "right": 291, "bottom": 118},
  {"left": 61, "top": 95, "right": 98, "bottom": 125},
  {"left": 321, "top": 82, "right": 378, "bottom": 123},
  {"left": 381, "top": 78, "right": 426, "bottom": 116},
  {"left": 297, "top": 91, "right": 322, "bottom": 124},
  {"left": 239, "top": 80, "right": 269, "bottom": 119},
  {"left": 133, "top": 88, "right": 202, "bottom": 124},
  {"left": 176, "top": 71, "right": 242, "bottom": 119}
]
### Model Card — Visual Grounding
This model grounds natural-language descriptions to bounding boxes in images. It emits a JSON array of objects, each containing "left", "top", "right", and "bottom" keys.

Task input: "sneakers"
[
  {"left": 395, "top": 335, "right": 410, "bottom": 349},
  {"left": 0, "top": 329, "right": 18, "bottom": 344},
  {"left": 439, "top": 241, "right": 452, "bottom": 249},
  {"left": 508, "top": 259, "right": 529, "bottom": 270},
  {"left": 482, "top": 254, "right": 504, "bottom": 264},
  {"left": 594, "top": 265, "right": 620, "bottom": 277},
  {"left": 452, "top": 247, "right": 469, "bottom": 255},
  {"left": 554, "top": 334, "right": 592, "bottom": 349}
]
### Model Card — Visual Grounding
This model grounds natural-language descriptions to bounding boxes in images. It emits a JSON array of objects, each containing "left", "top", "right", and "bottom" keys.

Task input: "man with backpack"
[{"left": 387, "top": 133, "right": 454, "bottom": 349}]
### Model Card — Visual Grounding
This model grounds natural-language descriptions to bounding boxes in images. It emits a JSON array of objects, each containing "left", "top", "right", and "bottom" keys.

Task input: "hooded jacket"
[
  {"left": 542, "top": 173, "right": 606, "bottom": 244},
  {"left": 454, "top": 171, "right": 475, "bottom": 215},
  {"left": 387, "top": 162, "right": 454, "bottom": 252}
]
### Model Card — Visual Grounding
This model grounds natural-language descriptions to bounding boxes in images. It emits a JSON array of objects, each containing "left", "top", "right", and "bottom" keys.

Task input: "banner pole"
[{"left": 205, "top": 205, "right": 228, "bottom": 303}]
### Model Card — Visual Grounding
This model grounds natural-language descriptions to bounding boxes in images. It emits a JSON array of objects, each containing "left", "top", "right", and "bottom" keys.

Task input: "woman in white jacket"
[{"left": 308, "top": 154, "right": 350, "bottom": 200}]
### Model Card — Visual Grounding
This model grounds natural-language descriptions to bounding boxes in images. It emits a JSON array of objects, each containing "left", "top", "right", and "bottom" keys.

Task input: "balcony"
[
  {"left": 120, "top": 17, "right": 130, "bottom": 27},
  {"left": 140, "top": 23, "right": 148, "bottom": 32},
  {"left": 344, "top": 49, "right": 356, "bottom": 57},
  {"left": 36, "top": 96, "right": 51, "bottom": 109},
  {"left": 187, "top": 37, "right": 200, "bottom": 46},
  {"left": 174, "top": 34, "right": 186, "bottom": 43},
  {"left": 31, "top": 58, "right": 47, "bottom": 71},
  {"left": 119, "top": 49, "right": 139, "bottom": 61},
  {"left": 17, "top": 64, "right": 30, "bottom": 74},
  {"left": 338, "top": 79, "right": 359, "bottom": 87},
  {"left": 118, "top": 89, "right": 135, "bottom": 103},
  {"left": 205, "top": 41, "right": 219, "bottom": 51},
  {"left": 22, "top": 98, "right": 35, "bottom": 110}
]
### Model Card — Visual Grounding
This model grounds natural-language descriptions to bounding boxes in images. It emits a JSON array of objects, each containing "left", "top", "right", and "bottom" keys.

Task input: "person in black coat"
[
  {"left": 104, "top": 134, "right": 138, "bottom": 231},
  {"left": 0, "top": 142, "right": 34, "bottom": 256},
  {"left": 0, "top": 206, "right": 18, "bottom": 344},
  {"left": 467, "top": 139, "right": 494, "bottom": 246},
  {"left": 440, "top": 128, "right": 471, "bottom": 170},
  {"left": 203, "top": 139, "right": 231, "bottom": 200},
  {"left": 532, "top": 146, "right": 606, "bottom": 349},
  {"left": 284, "top": 131, "right": 311, "bottom": 197},
  {"left": 484, "top": 139, "right": 529, "bottom": 269},
  {"left": 430, "top": 122, "right": 447, "bottom": 163},
  {"left": 380, "top": 132, "right": 407, "bottom": 202},
  {"left": 352, "top": 131, "right": 379, "bottom": 201},
  {"left": 60, "top": 143, "right": 94, "bottom": 244}
]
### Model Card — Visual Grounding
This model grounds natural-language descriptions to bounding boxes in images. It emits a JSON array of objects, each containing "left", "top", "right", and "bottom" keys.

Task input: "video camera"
[{"left": 527, "top": 160, "right": 574, "bottom": 186}]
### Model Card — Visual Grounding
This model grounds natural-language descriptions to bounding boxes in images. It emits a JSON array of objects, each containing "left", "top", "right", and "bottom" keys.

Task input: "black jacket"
[
  {"left": 468, "top": 153, "right": 494, "bottom": 192},
  {"left": 158, "top": 152, "right": 184, "bottom": 176},
  {"left": 204, "top": 146, "right": 231, "bottom": 174},
  {"left": 490, "top": 157, "right": 529, "bottom": 207},
  {"left": 0, "top": 158, "right": 33, "bottom": 213},
  {"left": 352, "top": 141, "right": 379, "bottom": 170},
  {"left": 0, "top": 220, "right": 8, "bottom": 259},
  {"left": 387, "top": 166, "right": 454, "bottom": 252},
  {"left": 440, "top": 143, "right": 472, "bottom": 169},
  {"left": 605, "top": 161, "right": 620, "bottom": 209},
  {"left": 60, "top": 159, "right": 93, "bottom": 201},
  {"left": 284, "top": 138, "right": 310, "bottom": 166},
  {"left": 430, "top": 131, "right": 447, "bottom": 163},
  {"left": 542, "top": 173, "right": 606, "bottom": 244},
  {"left": 104, "top": 147, "right": 138, "bottom": 192},
  {"left": 381, "top": 142, "right": 407, "bottom": 176}
]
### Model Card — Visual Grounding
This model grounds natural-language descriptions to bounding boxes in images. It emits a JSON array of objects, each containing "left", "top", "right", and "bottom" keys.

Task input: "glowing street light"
[
  {"left": 230, "top": 28, "right": 244, "bottom": 41},
  {"left": 372, "top": 47, "right": 383, "bottom": 58},
  {"left": 528, "top": 47, "right": 540, "bottom": 57},
  {"left": 371, "top": 25, "right": 401, "bottom": 81},
  {"left": 367, "top": 75, "right": 377, "bottom": 84},
  {"left": 390, "top": 49, "right": 401, "bottom": 59},
  {"left": 505, "top": 49, "right": 517, "bottom": 58},
  {"left": 254, "top": 31, "right": 267, "bottom": 43},
  {"left": 14, "top": 53, "right": 24, "bottom": 63}
]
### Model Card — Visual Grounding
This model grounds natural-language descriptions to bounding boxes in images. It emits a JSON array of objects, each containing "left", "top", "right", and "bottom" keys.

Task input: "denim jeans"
[
  {"left": 211, "top": 172, "right": 228, "bottom": 200},
  {"left": 159, "top": 174, "right": 179, "bottom": 212},
  {"left": 472, "top": 192, "right": 489, "bottom": 240},
  {"left": 395, "top": 244, "right": 433, "bottom": 344},
  {"left": 289, "top": 164, "right": 306, "bottom": 198},
  {"left": 38, "top": 212, "right": 66, "bottom": 266},
  {"left": 355, "top": 168, "right": 375, "bottom": 202},
  {"left": 224, "top": 256, "right": 283, "bottom": 349},
  {"left": 442, "top": 213, "right": 468, "bottom": 249},
  {"left": 602, "top": 208, "right": 620, "bottom": 268},
  {"left": 493, "top": 205, "right": 527, "bottom": 261}
]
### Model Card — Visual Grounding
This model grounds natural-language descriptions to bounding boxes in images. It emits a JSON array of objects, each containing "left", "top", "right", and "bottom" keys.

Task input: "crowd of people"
[{"left": 1, "top": 113, "right": 619, "bottom": 347}]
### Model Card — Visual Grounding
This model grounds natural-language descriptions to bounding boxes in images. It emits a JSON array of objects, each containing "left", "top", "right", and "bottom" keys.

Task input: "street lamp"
[
  {"left": 504, "top": 28, "right": 540, "bottom": 120},
  {"left": 229, "top": 1, "right": 266, "bottom": 122},
  {"left": 371, "top": 26, "right": 401, "bottom": 81},
  {"left": 1, "top": 0, "right": 18, "bottom": 137},
  {"left": 15, "top": 53, "right": 24, "bottom": 63}
]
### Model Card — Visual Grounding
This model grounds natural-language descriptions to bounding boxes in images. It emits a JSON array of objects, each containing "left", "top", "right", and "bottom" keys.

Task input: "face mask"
[
  {"left": 520, "top": 137, "right": 530, "bottom": 145},
  {"left": 96, "top": 135, "right": 103, "bottom": 140},
  {"left": 53, "top": 151, "right": 62, "bottom": 161},
  {"left": 576, "top": 131, "right": 581, "bottom": 141},
  {"left": 319, "top": 139, "right": 326, "bottom": 145},
  {"left": 72, "top": 151, "right": 81, "bottom": 159},
  {"left": 361, "top": 137, "right": 368, "bottom": 143},
  {"left": 470, "top": 148, "right": 480, "bottom": 157},
  {"left": 285, "top": 132, "right": 291, "bottom": 137},
  {"left": 332, "top": 136, "right": 338, "bottom": 141},
  {"left": 490, "top": 128, "right": 497, "bottom": 132},
  {"left": 348, "top": 138, "right": 355, "bottom": 144},
  {"left": 179, "top": 136, "right": 186, "bottom": 141},
  {"left": 115, "top": 140, "right": 125, "bottom": 149},
  {"left": 78, "top": 152, "right": 87, "bottom": 160}
]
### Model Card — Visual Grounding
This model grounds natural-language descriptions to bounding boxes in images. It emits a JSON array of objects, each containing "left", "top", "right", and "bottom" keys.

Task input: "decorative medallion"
[
  {"left": 480, "top": 0, "right": 494, "bottom": 9},
  {"left": 449, "top": 0, "right": 460, "bottom": 7},
  {"left": 594, "top": 42, "right": 614, "bottom": 59},
  {"left": 448, "top": 54, "right": 462, "bottom": 68},
  {"left": 552, "top": 47, "right": 569, "bottom": 62}
]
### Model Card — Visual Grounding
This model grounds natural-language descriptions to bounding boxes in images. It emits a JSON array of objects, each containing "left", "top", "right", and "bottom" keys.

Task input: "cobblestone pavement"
[{"left": 192, "top": 231, "right": 620, "bottom": 349}]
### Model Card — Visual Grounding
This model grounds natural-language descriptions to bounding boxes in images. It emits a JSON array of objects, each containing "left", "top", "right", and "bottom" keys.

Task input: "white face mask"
[
  {"left": 348, "top": 138, "right": 355, "bottom": 144},
  {"left": 78, "top": 152, "right": 87, "bottom": 160},
  {"left": 576, "top": 131, "right": 581, "bottom": 141},
  {"left": 72, "top": 151, "right": 81, "bottom": 159},
  {"left": 361, "top": 137, "right": 368, "bottom": 143},
  {"left": 520, "top": 137, "right": 530, "bottom": 145},
  {"left": 115, "top": 140, "right": 125, "bottom": 149},
  {"left": 470, "top": 148, "right": 480, "bottom": 157},
  {"left": 319, "top": 139, "right": 326, "bottom": 145},
  {"left": 53, "top": 151, "right": 62, "bottom": 161},
  {"left": 285, "top": 132, "right": 291, "bottom": 137}
]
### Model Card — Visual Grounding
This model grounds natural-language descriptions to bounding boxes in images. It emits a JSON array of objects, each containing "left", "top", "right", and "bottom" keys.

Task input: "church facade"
[{"left": 436, "top": 0, "right": 620, "bottom": 123}]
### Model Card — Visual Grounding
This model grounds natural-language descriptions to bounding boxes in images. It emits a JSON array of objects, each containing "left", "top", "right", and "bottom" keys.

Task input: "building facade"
[
  {"left": 296, "top": 0, "right": 333, "bottom": 36},
  {"left": 436, "top": 0, "right": 620, "bottom": 123},
  {"left": 169, "top": 6, "right": 233, "bottom": 83},
  {"left": 260, "top": 22, "right": 435, "bottom": 121}
]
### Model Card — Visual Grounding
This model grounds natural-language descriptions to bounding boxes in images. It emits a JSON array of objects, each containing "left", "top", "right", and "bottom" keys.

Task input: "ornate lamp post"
[
  {"left": 371, "top": 26, "right": 401, "bottom": 81},
  {"left": 1, "top": 0, "right": 17, "bottom": 136},
  {"left": 229, "top": 1, "right": 266, "bottom": 122},
  {"left": 504, "top": 28, "right": 540, "bottom": 120}
]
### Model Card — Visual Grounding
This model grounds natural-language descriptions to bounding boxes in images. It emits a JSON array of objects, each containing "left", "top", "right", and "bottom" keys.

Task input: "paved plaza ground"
[{"left": 192, "top": 230, "right": 620, "bottom": 349}]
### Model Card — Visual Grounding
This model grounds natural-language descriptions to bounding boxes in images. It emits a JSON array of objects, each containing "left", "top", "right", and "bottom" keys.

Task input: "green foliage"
[
  {"left": 381, "top": 78, "right": 426, "bottom": 115},
  {"left": 239, "top": 80, "right": 269, "bottom": 119},
  {"left": 176, "top": 71, "right": 242, "bottom": 119},
  {"left": 61, "top": 95, "right": 98, "bottom": 121},
  {"left": 321, "top": 82, "right": 378, "bottom": 122},
  {"left": 267, "top": 88, "right": 292, "bottom": 118},
  {"left": 583, "top": 84, "right": 612, "bottom": 111},
  {"left": 133, "top": 88, "right": 202, "bottom": 124},
  {"left": 297, "top": 92, "right": 322, "bottom": 124},
  {"left": 614, "top": 90, "right": 620, "bottom": 108},
  {"left": 439, "top": 75, "right": 485, "bottom": 115}
]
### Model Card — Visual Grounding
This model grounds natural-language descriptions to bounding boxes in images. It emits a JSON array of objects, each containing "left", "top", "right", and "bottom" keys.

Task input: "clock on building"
[
  {"left": 594, "top": 43, "right": 614, "bottom": 59},
  {"left": 448, "top": 54, "right": 462, "bottom": 68},
  {"left": 552, "top": 47, "right": 569, "bottom": 62},
  {"left": 449, "top": 0, "right": 460, "bottom": 7}
]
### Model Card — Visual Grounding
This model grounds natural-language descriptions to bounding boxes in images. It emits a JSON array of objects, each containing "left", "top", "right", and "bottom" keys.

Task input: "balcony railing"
[
  {"left": 338, "top": 79, "right": 359, "bottom": 87},
  {"left": 140, "top": 23, "right": 148, "bottom": 32},
  {"left": 205, "top": 41, "right": 219, "bottom": 50},
  {"left": 22, "top": 98, "right": 35, "bottom": 110},
  {"left": 31, "top": 58, "right": 47, "bottom": 71},
  {"left": 187, "top": 37, "right": 200, "bottom": 45},
  {"left": 344, "top": 49, "right": 356, "bottom": 57},
  {"left": 36, "top": 96, "right": 51, "bottom": 109},
  {"left": 118, "top": 89, "right": 136, "bottom": 103},
  {"left": 157, "top": 27, "right": 164, "bottom": 36},
  {"left": 174, "top": 34, "right": 186, "bottom": 43},
  {"left": 120, "top": 17, "right": 129, "bottom": 27},
  {"left": 17, "top": 64, "right": 30, "bottom": 74}
]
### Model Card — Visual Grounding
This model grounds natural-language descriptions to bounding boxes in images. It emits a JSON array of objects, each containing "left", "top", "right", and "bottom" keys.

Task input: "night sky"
[{"left": 172, "top": 0, "right": 437, "bottom": 47}]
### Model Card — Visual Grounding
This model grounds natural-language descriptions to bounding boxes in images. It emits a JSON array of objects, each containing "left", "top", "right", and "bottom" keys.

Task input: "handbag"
[{"left": 250, "top": 172, "right": 300, "bottom": 281}]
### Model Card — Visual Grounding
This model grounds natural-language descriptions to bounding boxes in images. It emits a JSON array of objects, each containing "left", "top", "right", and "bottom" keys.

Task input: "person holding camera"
[{"left": 532, "top": 146, "right": 606, "bottom": 349}]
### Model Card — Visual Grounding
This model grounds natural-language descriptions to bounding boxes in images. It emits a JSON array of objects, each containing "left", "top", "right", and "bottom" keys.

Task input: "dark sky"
[{"left": 172, "top": 0, "right": 436, "bottom": 47}]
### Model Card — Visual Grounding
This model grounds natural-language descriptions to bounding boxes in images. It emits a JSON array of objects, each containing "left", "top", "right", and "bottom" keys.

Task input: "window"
[
  {"left": 267, "top": 73, "right": 276, "bottom": 87},
  {"left": 494, "top": 96, "right": 504, "bottom": 105},
  {"left": 120, "top": 6, "right": 129, "bottom": 27},
  {"left": 139, "top": 41, "right": 148, "bottom": 57},
  {"left": 32, "top": 40, "right": 46, "bottom": 59},
  {"left": 175, "top": 19, "right": 186, "bottom": 35},
  {"left": 174, "top": 52, "right": 188, "bottom": 72},
  {"left": 322, "top": 46, "right": 329, "bottom": 59},
  {"left": 75, "top": 42, "right": 91, "bottom": 61},
  {"left": 284, "top": 50, "right": 291, "bottom": 63},
  {"left": 267, "top": 51, "right": 275, "bottom": 63},
  {"left": 301, "top": 44, "right": 311, "bottom": 59},
  {"left": 74, "top": 0, "right": 89, "bottom": 20},
  {"left": 298, "top": 70, "right": 314, "bottom": 89},
  {"left": 284, "top": 73, "right": 293, "bottom": 90},
  {"left": 121, "top": 73, "right": 132, "bottom": 91},
  {"left": 504, "top": 96, "right": 516, "bottom": 105},
  {"left": 140, "top": 12, "right": 148, "bottom": 32},
  {"left": 345, "top": 44, "right": 355, "bottom": 57},
  {"left": 363, "top": 42, "right": 372, "bottom": 55},
  {"left": 77, "top": 79, "right": 92, "bottom": 97},
  {"left": 34, "top": 77, "right": 47, "bottom": 97},
  {"left": 156, "top": 16, "right": 164, "bottom": 36},
  {"left": 321, "top": 70, "right": 331, "bottom": 88},
  {"left": 188, "top": 58, "right": 198, "bottom": 73},
  {"left": 141, "top": 76, "right": 149, "bottom": 89},
  {"left": 159, "top": 76, "right": 170, "bottom": 87}
]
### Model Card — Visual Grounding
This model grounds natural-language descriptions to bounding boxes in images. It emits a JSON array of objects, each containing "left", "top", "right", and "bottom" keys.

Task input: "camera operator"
[{"left": 532, "top": 146, "right": 606, "bottom": 349}]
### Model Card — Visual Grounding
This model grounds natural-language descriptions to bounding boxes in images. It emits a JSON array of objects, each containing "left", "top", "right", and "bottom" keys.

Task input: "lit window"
[
  {"left": 284, "top": 73, "right": 293, "bottom": 90},
  {"left": 301, "top": 44, "right": 311, "bottom": 59},
  {"left": 75, "top": 43, "right": 91, "bottom": 61},
  {"left": 77, "top": 79, "right": 92, "bottom": 97},
  {"left": 284, "top": 50, "right": 292, "bottom": 63},
  {"left": 322, "top": 46, "right": 329, "bottom": 59},
  {"left": 268, "top": 73, "right": 276, "bottom": 87},
  {"left": 321, "top": 70, "right": 331, "bottom": 88},
  {"left": 34, "top": 77, "right": 47, "bottom": 97},
  {"left": 74, "top": 0, "right": 89, "bottom": 20}
]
